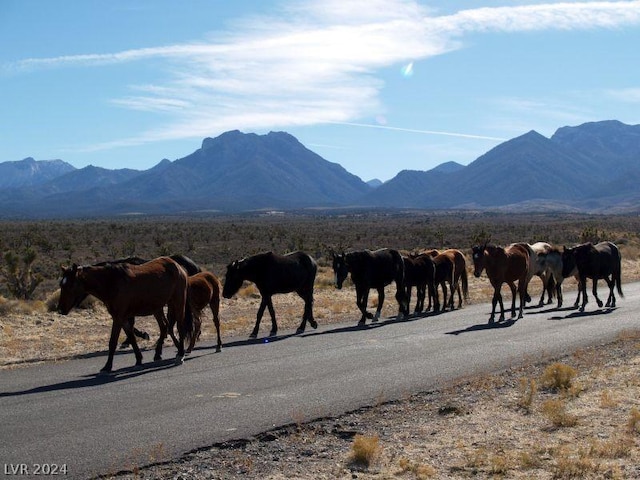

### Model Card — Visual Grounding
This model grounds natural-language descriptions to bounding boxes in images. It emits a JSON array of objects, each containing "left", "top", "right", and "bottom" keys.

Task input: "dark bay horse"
[
  {"left": 403, "top": 253, "right": 436, "bottom": 314},
  {"left": 472, "top": 244, "right": 530, "bottom": 323},
  {"left": 561, "top": 241, "right": 623, "bottom": 312},
  {"left": 57, "top": 257, "right": 192, "bottom": 373},
  {"left": 222, "top": 251, "right": 318, "bottom": 338},
  {"left": 187, "top": 271, "right": 222, "bottom": 353},
  {"left": 332, "top": 248, "right": 409, "bottom": 324}
]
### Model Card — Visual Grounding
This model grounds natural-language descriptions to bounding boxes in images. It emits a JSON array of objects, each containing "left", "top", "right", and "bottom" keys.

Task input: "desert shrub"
[
  {"left": 541, "top": 363, "right": 577, "bottom": 392},
  {"left": 627, "top": 407, "right": 640, "bottom": 434},
  {"left": 0, "top": 298, "right": 47, "bottom": 316},
  {"left": 541, "top": 399, "right": 578, "bottom": 428},
  {"left": 349, "top": 434, "right": 380, "bottom": 469},
  {"left": 1, "top": 248, "right": 44, "bottom": 300},
  {"left": 517, "top": 377, "right": 537, "bottom": 412},
  {"left": 45, "top": 290, "right": 99, "bottom": 312}
]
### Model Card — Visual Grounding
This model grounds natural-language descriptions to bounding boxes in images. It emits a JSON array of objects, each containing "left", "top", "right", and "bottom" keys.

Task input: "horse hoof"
[
  {"left": 174, "top": 356, "right": 184, "bottom": 365},
  {"left": 296, "top": 327, "right": 305, "bottom": 335},
  {"left": 154, "top": 355, "right": 162, "bottom": 361},
  {"left": 215, "top": 346, "right": 222, "bottom": 353},
  {"left": 597, "top": 300, "right": 603, "bottom": 308},
  {"left": 269, "top": 331, "right": 277, "bottom": 337},
  {"left": 249, "top": 333, "right": 258, "bottom": 339},
  {"left": 310, "top": 320, "right": 318, "bottom": 329},
  {"left": 98, "top": 369, "right": 113, "bottom": 376}
]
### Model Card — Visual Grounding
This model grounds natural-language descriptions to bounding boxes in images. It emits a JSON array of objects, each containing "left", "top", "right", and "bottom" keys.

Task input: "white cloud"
[{"left": 6, "top": 0, "right": 640, "bottom": 150}]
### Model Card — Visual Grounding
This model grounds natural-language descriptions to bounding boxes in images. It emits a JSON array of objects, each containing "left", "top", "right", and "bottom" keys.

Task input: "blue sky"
[{"left": 1, "top": 1, "right": 639, "bottom": 182}]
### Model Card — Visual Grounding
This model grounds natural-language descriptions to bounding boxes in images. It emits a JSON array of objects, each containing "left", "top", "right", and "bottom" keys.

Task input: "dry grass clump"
[
  {"left": 349, "top": 434, "right": 381, "bottom": 469},
  {"left": 627, "top": 407, "right": 640, "bottom": 434},
  {"left": 396, "top": 457, "right": 436, "bottom": 479},
  {"left": 517, "top": 377, "right": 537, "bottom": 412},
  {"left": 541, "top": 398, "right": 578, "bottom": 428},
  {"left": 541, "top": 363, "right": 578, "bottom": 392},
  {"left": 0, "top": 298, "right": 47, "bottom": 316}
]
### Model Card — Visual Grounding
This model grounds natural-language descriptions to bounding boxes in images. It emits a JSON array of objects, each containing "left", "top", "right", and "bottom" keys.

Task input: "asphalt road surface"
[{"left": 1, "top": 282, "right": 639, "bottom": 479}]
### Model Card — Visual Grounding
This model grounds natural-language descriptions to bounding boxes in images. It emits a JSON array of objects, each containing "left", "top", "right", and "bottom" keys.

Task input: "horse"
[
  {"left": 222, "top": 251, "right": 318, "bottom": 338},
  {"left": 561, "top": 241, "right": 623, "bottom": 312},
  {"left": 101, "top": 254, "right": 202, "bottom": 347},
  {"left": 402, "top": 253, "right": 437, "bottom": 314},
  {"left": 423, "top": 249, "right": 457, "bottom": 312},
  {"left": 186, "top": 271, "right": 222, "bottom": 353},
  {"left": 471, "top": 243, "right": 530, "bottom": 323},
  {"left": 525, "top": 242, "right": 565, "bottom": 308},
  {"left": 332, "top": 248, "right": 409, "bottom": 324},
  {"left": 57, "top": 256, "right": 193, "bottom": 373}
]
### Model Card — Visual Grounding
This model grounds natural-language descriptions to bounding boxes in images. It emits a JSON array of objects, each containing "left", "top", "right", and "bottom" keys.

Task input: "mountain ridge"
[{"left": 1, "top": 120, "right": 638, "bottom": 218}]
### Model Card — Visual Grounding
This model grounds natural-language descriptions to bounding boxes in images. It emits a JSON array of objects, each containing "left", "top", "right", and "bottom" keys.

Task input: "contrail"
[{"left": 331, "top": 121, "right": 507, "bottom": 141}]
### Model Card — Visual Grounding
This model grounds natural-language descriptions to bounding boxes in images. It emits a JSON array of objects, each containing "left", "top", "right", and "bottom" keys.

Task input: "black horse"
[
  {"left": 403, "top": 253, "right": 437, "bottom": 313},
  {"left": 332, "top": 248, "right": 409, "bottom": 325},
  {"left": 561, "top": 241, "right": 623, "bottom": 312},
  {"left": 95, "top": 255, "right": 202, "bottom": 346},
  {"left": 222, "top": 251, "right": 318, "bottom": 338}
]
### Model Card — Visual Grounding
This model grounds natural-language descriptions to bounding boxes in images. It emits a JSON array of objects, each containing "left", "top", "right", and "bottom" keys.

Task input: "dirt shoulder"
[{"left": 96, "top": 330, "right": 640, "bottom": 480}]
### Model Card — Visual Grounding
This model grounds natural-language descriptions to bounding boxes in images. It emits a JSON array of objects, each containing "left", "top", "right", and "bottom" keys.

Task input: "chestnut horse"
[
  {"left": 57, "top": 257, "right": 192, "bottom": 373},
  {"left": 471, "top": 244, "right": 530, "bottom": 323},
  {"left": 561, "top": 241, "right": 623, "bottom": 312},
  {"left": 424, "top": 249, "right": 469, "bottom": 311},
  {"left": 223, "top": 251, "right": 318, "bottom": 338},
  {"left": 186, "top": 271, "right": 222, "bottom": 353},
  {"left": 332, "top": 248, "right": 409, "bottom": 324}
]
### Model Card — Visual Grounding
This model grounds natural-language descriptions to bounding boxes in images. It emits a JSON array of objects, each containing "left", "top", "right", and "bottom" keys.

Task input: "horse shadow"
[
  {"left": 446, "top": 317, "right": 518, "bottom": 336},
  {"left": 548, "top": 307, "right": 617, "bottom": 321},
  {"left": 0, "top": 358, "right": 187, "bottom": 398},
  {"left": 199, "top": 332, "right": 299, "bottom": 350}
]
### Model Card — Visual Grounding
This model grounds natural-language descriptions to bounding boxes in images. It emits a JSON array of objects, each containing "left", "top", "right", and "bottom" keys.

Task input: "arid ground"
[{"left": 1, "top": 213, "right": 640, "bottom": 478}]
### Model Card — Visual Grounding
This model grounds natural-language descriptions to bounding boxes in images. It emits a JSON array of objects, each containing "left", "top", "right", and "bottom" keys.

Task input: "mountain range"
[{"left": 1, "top": 120, "right": 638, "bottom": 218}]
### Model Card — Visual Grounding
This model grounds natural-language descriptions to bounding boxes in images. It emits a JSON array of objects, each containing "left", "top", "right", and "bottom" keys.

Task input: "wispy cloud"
[
  {"left": 5, "top": 0, "right": 640, "bottom": 151},
  {"left": 331, "top": 122, "right": 508, "bottom": 141}
]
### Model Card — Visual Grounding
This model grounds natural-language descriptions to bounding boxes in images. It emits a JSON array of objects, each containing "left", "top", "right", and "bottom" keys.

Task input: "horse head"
[
  {"left": 222, "top": 259, "right": 245, "bottom": 299},
  {"left": 57, "top": 264, "right": 88, "bottom": 315},
  {"left": 331, "top": 252, "right": 349, "bottom": 289},
  {"left": 471, "top": 244, "right": 487, "bottom": 278}
]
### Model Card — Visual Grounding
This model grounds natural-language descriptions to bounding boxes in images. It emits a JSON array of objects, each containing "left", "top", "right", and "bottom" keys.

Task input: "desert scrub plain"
[{"left": 1, "top": 211, "right": 640, "bottom": 478}]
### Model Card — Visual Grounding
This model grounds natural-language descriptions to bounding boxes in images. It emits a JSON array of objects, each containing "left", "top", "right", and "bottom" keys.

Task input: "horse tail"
[
  {"left": 183, "top": 290, "right": 195, "bottom": 346},
  {"left": 461, "top": 264, "right": 469, "bottom": 301},
  {"left": 615, "top": 247, "right": 624, "bottom": 298}
]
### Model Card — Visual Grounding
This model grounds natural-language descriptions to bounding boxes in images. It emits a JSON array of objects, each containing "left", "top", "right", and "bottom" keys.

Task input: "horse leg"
[
  {"left": 153, "top": 311, "right": 168, "bottom": 361},
  {"left": 355, "top": 285, "right": 370, "bottom": 325},
  {"left": 296, "top": 288, "right": 317, "bottom": 334},
  {"left": 604, "top": 276, "right": 615, "bottom": 308},
  {"left": 579, "top": 275, "right": 588, "bottom": 312},
  {"left": 210, "top": 299, "right": 222, "bottom": 353},
  {"left": 440, "top": 282, "right": 448, "bottom": 312},
  {"left": 251, "top": 297, "right": 268, "bottom": 338},
  {"left": 266, "top": 298, "right": 278, "bottom": 337},
  {"left": 101, "top": 320, "right": 123, "bottom": 374},
  {"left": 517, "top": 280, "right": 526, "bottom": 319},
  {"left": 374, "top": 287, "right": 385, "bottom": 321},
  {"left": 507, "top": 282, "right": 517, "bottom": 318},
  {"left": 415, "top": 284, "right": 425, "bottom": 313},
  {"left": 489, "top": 286, "right": 499, "bottom": 323},
  {"left": 592, "top": 278, "right": 603, "bottom": 308},
  {"left": 121, "top": 319, "right": 143, "bottom": 368}
]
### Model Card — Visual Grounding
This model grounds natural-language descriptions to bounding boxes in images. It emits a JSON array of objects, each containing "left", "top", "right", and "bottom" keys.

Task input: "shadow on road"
[
  {"left": 548, "top": 307, "right": 617, "bottom": 321},
  {"left": 446, "top": 317, "right": 518, "bottom": 336},
  {"left": 0, "top": 358, "right": 185, "bottom": 398}
]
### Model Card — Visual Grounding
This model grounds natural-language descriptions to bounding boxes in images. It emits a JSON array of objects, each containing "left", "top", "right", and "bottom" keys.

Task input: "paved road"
[{"left": 1, "top": 282, "right": 638, "bottom": 479}]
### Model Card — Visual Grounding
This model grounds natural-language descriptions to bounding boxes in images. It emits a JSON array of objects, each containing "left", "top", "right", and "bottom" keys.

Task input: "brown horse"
[
  {"left": 186, "top": 271, "right": 222, "bottom": 353},
  {"left": 424, "top": 249, "right": 458, "bottom": 312},
  {"left": 57, "top": 256, "right": 192, "bottom": 373},
  {"left": 471, "top": 244, "right": 530, "bottom": 323}
]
